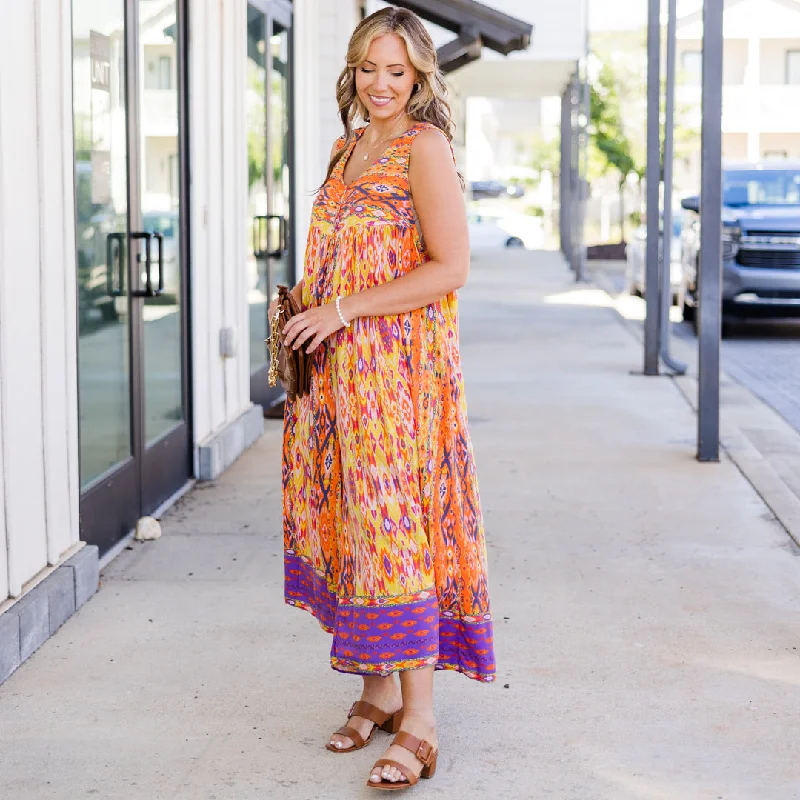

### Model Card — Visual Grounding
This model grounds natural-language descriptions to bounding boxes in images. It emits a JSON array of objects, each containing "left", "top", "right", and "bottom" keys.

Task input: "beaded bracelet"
[{"left": 335, "top": 295, "right": 351, "bottom": 328}]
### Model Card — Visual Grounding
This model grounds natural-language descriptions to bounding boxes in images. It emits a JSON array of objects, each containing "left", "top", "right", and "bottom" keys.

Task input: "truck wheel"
[{"left": 721, "top": 317, "right": 735, "bottom": 339}]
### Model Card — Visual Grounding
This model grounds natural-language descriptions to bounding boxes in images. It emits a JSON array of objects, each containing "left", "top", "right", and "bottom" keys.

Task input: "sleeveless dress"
[{"left": 282, "top": 121, "right": 495, "bottom": 683}]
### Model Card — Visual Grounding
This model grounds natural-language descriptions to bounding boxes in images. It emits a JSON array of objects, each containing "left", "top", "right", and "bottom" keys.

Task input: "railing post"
[
  {"left": 560, "top": 83, "right": 573, "bottom": 265},
  {"left": 644, "top": 0, "right": 662, "bottom": 375},
  {"left": 660, "top": 0, "right": 687, "bottom": 375},
  {"left": 697, "top": 0, "right": 724, "bottom": 462}
]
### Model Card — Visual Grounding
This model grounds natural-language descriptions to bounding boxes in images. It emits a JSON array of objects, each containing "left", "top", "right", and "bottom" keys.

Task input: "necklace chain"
[{"left": 360, "top": 121, "right": 408, "bottom": 161}]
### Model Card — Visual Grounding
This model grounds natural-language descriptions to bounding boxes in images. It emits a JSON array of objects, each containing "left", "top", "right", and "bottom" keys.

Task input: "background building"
[
  {"left": 676, "top": 0, "right": 800, "bottom": 192},
  {"left": 583, "top": 0, "right": 800, "bottom": 242}
]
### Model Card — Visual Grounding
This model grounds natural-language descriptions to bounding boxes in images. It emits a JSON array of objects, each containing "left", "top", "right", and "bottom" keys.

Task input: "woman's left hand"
[{"left": 281, "top": 301, "right": 350, "bottom": 354}]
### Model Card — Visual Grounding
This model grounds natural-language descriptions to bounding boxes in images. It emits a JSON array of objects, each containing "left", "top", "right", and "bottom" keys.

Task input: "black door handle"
[
  {"left": 254, "top": 215, "right": 268, "bottom": 258},
  {"left": 266, "top": 214, "right": 287, "bottom": 257},
  {"left": 129, "top": 231, "right": 164, "bottom": 297},
  {"left": 129, "top": 231, "right": 164, "bottom": 298},
  {"left": 106, "top": 232, "right": 126, "bottom": 296},
  {"left": 152, "top": 232, "right": 165, "bottom": 295}
]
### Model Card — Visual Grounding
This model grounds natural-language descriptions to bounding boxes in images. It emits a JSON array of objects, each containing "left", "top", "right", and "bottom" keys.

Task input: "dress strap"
[
  {"left": 332, "top": 127, "right": 366, "bottom": 183},
  {"left": 405, "top": 121, "right": 456, "bottom": 166}
]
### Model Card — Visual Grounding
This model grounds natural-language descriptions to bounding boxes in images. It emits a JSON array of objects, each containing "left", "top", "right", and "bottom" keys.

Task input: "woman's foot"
[
  {"left": 368, "top": 711, "right": 438, "bottom": 785},
  {"left": 329, "top": 676, "right": 403, "bottom": 751}
]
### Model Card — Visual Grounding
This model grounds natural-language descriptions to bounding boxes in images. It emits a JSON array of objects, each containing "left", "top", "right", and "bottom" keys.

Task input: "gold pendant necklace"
[{"left": 361, "top": 122, "right": 408, "bottom": 161}]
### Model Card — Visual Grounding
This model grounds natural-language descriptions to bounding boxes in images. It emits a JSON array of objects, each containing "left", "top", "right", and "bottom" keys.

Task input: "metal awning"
[{"left": 390, "top": 0, "right": 533, "bottom": 73}]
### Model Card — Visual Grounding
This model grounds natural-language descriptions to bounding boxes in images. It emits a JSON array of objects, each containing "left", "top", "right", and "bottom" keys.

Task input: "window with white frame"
[
  {"left": 786, "top": 50, "right": 800, "bottom": 84},
  {"left": 158, "top": 55, "right": 171, "bottom": 90},
  {"left": 681, "top": 50, "right": 703, "bottom": 85}
]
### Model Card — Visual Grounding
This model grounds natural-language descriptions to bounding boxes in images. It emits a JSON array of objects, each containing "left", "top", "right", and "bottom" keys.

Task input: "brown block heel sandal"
[
  {"left": 326, "top": 701, "right": 404, "bottom": 754},
  {"left": 367, "top": 732, "right": 438, "bottom": 791}
]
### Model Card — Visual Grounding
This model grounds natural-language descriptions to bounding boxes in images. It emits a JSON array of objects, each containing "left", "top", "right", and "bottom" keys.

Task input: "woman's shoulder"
[{"left": 408, "top": 123, "right": 455, "bottom": 164}]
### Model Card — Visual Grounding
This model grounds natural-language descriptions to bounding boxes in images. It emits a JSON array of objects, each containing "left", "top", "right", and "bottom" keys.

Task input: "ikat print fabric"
[{"left": 283, "top": 122, "right": 495, "bottom": 682}]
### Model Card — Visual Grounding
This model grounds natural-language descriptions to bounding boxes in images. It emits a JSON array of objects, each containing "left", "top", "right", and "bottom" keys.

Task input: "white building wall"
[
  {"left": 0, "top": 0, "right": 81, "bottom": 601},
  {"left": 293, "top": 0, "right": 360, "bottom": 279},
  {"left": 188, "top": 0, "right": 251, "bottom": 454},
  {"left": 762, "top": 37, "right": 800, "bottom": 82},
  {"left": 675, "top": 0, "right": 800, "bottom": 185}
]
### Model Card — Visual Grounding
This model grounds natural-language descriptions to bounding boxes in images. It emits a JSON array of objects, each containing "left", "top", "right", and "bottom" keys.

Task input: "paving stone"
[
  {"left": 48, "top": 567, "right": 76, "bottom": 636},
  {"left": 198, "top": 406, "right": 264, "bottom": 480},
  {"left": 15, "top": 584, "right": 49, "bottom": 661},
  {"left": 0, "top": 609, "right": 20, "bottom": 683},
  {"left": 66, "top": 546, "right": 99, "bottom": 609}
]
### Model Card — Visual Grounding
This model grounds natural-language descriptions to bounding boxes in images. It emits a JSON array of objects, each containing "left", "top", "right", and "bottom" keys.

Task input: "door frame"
[
  {"left": 75, "top": 0, "right": 193, "bottom": 554},
  {"left": 248, "top": 0, "right": 296, "bottom": 413},
  {"left": 138, "top": 0, "right": 193, "bottom": 514}
]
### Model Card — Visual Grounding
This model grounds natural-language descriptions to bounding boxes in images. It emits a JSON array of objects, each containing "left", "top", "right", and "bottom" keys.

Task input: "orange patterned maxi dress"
[{"left": 283, "top": 122, "right": 495, "bottom": 682}]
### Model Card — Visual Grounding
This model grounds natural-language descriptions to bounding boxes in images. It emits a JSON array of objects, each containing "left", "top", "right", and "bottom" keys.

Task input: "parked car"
[
  {"left": 469, "top": 180, "right": 525, "bottom": 200},
  {"left": 680, "top": 162, "right": 800, "bottom": 331},
  {"left": 470, "top": 180, "right": 507, "bottom": 200},
  {"left": 625, "top": 211, "right": 685, "bottom": 305},
  {"left": 467, "top": 211, "right": 543, "bottom": 251}
]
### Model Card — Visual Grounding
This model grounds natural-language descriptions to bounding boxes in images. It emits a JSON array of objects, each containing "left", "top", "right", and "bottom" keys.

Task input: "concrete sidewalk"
[{"left": 2, "top": 251, "right": 800, "bottom": 800}]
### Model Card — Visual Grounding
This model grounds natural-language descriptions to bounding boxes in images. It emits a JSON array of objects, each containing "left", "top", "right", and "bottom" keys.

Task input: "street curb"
[{"left": 590, "top": 269, "right": 800, "bottom": 550}]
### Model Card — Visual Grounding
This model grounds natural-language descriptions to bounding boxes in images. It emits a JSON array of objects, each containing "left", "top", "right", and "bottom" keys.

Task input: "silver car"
[{"left": 625, "top": 212, "right": 684, "bottom": 305}]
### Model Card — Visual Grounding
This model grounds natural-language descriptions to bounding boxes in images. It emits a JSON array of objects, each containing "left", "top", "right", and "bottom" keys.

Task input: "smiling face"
[{"left": 355, "top": 33, "right": 417, "bottom": 122}]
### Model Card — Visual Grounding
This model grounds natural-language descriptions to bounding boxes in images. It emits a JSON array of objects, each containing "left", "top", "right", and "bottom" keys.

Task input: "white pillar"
[{"left": 293, "top": 0, "right": 322, "bottom": 281}]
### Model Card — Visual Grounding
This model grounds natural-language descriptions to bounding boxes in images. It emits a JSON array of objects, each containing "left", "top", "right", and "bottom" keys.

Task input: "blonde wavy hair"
[{"left": 323, "top": 6, "right": 456, "bottom": 186}]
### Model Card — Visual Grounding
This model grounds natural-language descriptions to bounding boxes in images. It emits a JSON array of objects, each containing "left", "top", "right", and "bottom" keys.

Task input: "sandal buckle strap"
[
  {"left": 393, "top": 732, "right": 436, "bottom": 767},
  {"left": 415, "top": 740, "right": 434, "bottom": 766}
]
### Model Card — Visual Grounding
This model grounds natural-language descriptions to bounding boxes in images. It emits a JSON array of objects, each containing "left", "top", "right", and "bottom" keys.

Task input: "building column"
[
  {"left": 746, "top": 33, "right": 761, "bottom": 162},
  {"left": 559, "top": 81, "right": 574, "bottom": 264}
]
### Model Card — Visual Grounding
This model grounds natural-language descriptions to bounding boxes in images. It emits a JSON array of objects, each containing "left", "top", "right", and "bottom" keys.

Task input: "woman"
[{"left": 273, "top": 6, "right": 495, "bottom": 791}]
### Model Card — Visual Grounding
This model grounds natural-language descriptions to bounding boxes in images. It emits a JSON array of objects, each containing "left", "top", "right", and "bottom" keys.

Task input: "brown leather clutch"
[{"left": 268, "top": 285, "right": 312, "bottom": 401}]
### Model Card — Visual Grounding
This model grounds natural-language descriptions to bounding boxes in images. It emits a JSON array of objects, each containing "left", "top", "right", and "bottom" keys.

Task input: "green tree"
[
  {"left": 528, "top": 134, "right": 561, "bottom": 177},
  {"left": 589, "top": 62, "right": 643, "bottom": 241}
]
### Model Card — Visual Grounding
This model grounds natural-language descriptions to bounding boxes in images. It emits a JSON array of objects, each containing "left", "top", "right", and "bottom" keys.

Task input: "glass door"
[
  {"left": 247, "top": 0, "right": 294, "bottom": 412},
  {"left": 73, "top": 0, "right": 191, "bottom": 555},
  {"left": 135, "top": 0, "right": 191, "bottom": 512}
]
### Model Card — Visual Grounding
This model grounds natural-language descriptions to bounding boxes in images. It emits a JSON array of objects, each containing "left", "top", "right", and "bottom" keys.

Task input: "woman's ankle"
[
  {"left": 361, "top": 675, "right": 401, "bottom": 703},
  {"left": 396, "top": 708, "right": 436, "bottom": 730}
]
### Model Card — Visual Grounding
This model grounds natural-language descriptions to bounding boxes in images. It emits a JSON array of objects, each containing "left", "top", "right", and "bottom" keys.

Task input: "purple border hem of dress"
[{"left": 285, "top": 552, "right": 496, "bottom": 683}]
